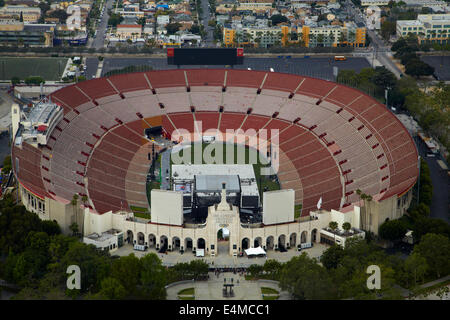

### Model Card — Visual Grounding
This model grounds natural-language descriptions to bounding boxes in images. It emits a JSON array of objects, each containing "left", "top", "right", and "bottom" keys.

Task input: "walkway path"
[{"left": 166, "top": 272, "right": 290, "bottom": 300}]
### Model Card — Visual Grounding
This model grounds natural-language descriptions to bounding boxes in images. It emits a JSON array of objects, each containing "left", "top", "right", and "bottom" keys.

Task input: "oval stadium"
[{"left": 10, "top": 69, "right": 419, "bottom": 255}]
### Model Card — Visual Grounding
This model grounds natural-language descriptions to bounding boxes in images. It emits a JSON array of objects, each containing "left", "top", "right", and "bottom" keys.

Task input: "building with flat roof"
[
  {"left": 0, "top": 21, "right": 55, "bottom": 46},
  {"left": 0, "top": 5, "right": 41, "bottom": 22},
  {"left": 396, "top": 14, "right": 450, "bottom": 44},
  {"left": 116, "top": 24, "right": 142, "bottom": 40}
]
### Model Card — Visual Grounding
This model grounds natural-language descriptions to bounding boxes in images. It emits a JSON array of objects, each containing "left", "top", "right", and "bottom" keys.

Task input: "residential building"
[
  {"left": 116, "top": 24, "right": 142, "bottom": 40},
  {"left": 157, "top": 15, "right": 170, "bottom": 26},
  {"left": 237, "top": 0, "right": 273, "bottom": 12},
  {"left": 0, "top": 20, "right": 55, "bottom": 46},
  {"left": 396, "top": 14, "right": 450, "bottom": 44},
  {"left": 0, "top": 5, "right": 41, "bottom": 23},
  {"left": 360, "top": 0, "right": 390, "bottom": 6},
  {"left": 301, "top": 22, "right": 366, "bottom": 47},
  {"left": 223, "top": 25, "right": 288, "bottom": 48}
]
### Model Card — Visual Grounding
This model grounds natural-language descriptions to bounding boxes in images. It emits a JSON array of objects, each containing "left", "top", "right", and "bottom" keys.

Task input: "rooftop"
[
  {"left": 172, "top": 164, "right": 259, "bottom": 196},
  {"left": 85, "top": 229, "right": 122, "bottom": 242}
]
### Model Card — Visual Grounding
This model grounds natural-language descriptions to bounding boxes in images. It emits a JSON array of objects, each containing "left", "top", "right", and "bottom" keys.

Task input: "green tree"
[
  {"left": 379, "top": 219, "right": 407, "bottom": 242},
  {"left": 279, "top": 253, "right": 336, "bottom": 299},
  {"left": 41, "top": 220, "right": 61, "bottom": 236},
  {"left": 48, "top": 9, "right": 68, "bottom": 24},
  {"left": 61, "top": 242, "right": 111, "bottom": 295},
  {"left": 110, "top": 253, "right": 142, "bottom": 297},
  {"left": 24, "top": 76, "right": 45, "bottom": 85},
  {"left": 413, "top": 233, "right": 450, "bottom": 278},
  {"left": 381, "top": 21, "right": 396, "bottom": 40},
  {"left": 263, "top": 259, "right": 282, "bottom": 279},
  {"left": 108, "top": 13, "right": 123, "bottom": 27},
  {"left": 247, "top": 264, "right": 264, "bottom": 278},
  {"left": 10, "top": 77, "right": 20, "bottom": 85},
  {"left": 270, "top": 14, "right": 288, "bottom": 26},
  {"left": 320, "top": 244, "right": 344, "bottom": 269},
  {"left": 188, "top": 260, "right": 209, "bottom": 280},
  {"left": 372, "top": 66, "right": 397, "bottom": 89},
  {"left": 140, "top": 253, "right": 167, "bottom": 299},
  {"left": 404, "top": 252, "right": 428, "bottom": 287},
  {"left": 190, "top": 24, "right": 200, "bottom": 34},
  {"left": 165, "top": 23, "right": 181, "bottom": 35},
  {"left": 412, "top": 217, "right": 450, "bottom": 242},
  {"left": 405, "top": 58, "right": 434, "bottom": 78},
  {"left": 342, "top": 222, "right": 351, "bottom": 234},
  {"left": 69, "top": 223, "right": 79, "bottom": 236},
  {"left": 95, "top": 277, "right": 127, "bottom": 299},
  {"left": 0, "top": 205, "right": 43, "bottom": 254},
  {"left": 137, "top": 17, "right": 146, "bottom": 27}
]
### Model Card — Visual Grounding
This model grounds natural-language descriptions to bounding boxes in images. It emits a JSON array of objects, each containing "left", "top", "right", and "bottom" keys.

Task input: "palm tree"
[
  {"left": 81, "top": 195, "right": 88, "bottom": 206},
  {"left": 308, "top": 34, "right": 315, "bottom": 48},
  {"left": 342, "top": 222, "right": 351, "bottom": 235},
  {"left": 317, "top": 34, "right": 324, "bottom": 47},
  {"left": 365, "top": 195, "right": 373, "bottom": 231},
  {"left": 339, "top": 32, "right": 347, "bottom": 47},
  {"left": 69, "top": 222, "right": 79, "bottom": 237},
  {"left": 71, "top": 194, "right": 79, "bottom": 233},
  {"left": 277, "top": 31, "right": 283, "bottom": 46},
  {"left": 329, "top": 221, "right": 338, "bottom": 244}
]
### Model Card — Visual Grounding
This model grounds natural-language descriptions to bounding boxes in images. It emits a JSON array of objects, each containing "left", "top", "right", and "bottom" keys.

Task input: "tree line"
[
  {"left": 247, "top": 234, "right": 449, "bottom": 299},
  {"left": 0, "top": 194, "right": 208, "bottom": 299}
]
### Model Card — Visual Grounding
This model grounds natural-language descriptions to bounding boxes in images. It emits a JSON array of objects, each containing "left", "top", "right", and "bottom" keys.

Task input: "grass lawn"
[
  {"left": 178, "top": 296, "right": 195, "bottom": 300},
  {"left": 262, "top": 295, "right": 279, "bottom": 300},
  {"left": 146, "top": 180, "right": 160, "bottom": 207},
  {"left": 0, "top": 57, "right": 68, "bottom": 81},
  {"left": 130, "top": 205, "right": 150, "bottom": 219},
  {"left": 134, "top": 212, "right": 151, "bottom": 219},
  {"left": 178, "top": 288, "right": 195, "bottom": 295},
  {"left": 294, "top": 204, "right": 302, "bottom": 219},
  {"left": 410, "top": 279, "right": 450, "bottom": 298},
  {"left": 130, "top": 205, "right": 147, "bottom": 212},
  {"left": 171, "top": 142, "right": 281, "bottom": 194},
  {"left": 261, "top": 287, "right": 279, "bottom": 295}
]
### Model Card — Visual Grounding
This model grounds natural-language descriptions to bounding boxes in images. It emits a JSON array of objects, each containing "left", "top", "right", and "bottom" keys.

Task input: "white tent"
[
  {"left": 244, "top": 246, "right": 266, "bottom": 256},
  {"left": 196, "top": 249, "right": 205, "bottom": 257}
]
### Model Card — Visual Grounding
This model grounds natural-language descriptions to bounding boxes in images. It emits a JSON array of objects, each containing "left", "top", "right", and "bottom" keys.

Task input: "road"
[
  {"left": 344, "top": 0, "right": 403, "bottom": 78},
  {"left": 90, "top": 0, "right": 114, "bottom": 49},
  {"left": 414, "top": 135, "right": 449, "bottom": 223},
  {"left": 199, "top": 0, "right": 214, "bottom": 47}
]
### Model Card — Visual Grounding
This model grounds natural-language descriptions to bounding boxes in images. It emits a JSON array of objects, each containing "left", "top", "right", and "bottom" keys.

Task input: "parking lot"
[
  {"left": 421, "top": 56, "right": 450, "bottom": 81},
  {"left": 98, "top": 57, "right": 371, "bottom": 81}
]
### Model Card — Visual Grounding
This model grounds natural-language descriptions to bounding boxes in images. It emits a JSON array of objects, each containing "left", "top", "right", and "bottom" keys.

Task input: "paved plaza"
[
  {"left": 113, "top": 242, "right": 329, "bottom": 267},
  {"left": 166, "top": 272, "right": 291, "bottom": 300}
]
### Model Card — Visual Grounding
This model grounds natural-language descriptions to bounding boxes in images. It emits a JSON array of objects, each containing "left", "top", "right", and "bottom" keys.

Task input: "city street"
[
  {"left": 199, "top": 0, "right": 215, "bottom": 46},
  {"left": 90, "top": 0, "right": 114, "bottom": 49},
  {"left": 344, "top": 0, "right": 403, "bottom": 78},
  {"left": 414, "top": 135, "right": 449, "bottom": 222}
]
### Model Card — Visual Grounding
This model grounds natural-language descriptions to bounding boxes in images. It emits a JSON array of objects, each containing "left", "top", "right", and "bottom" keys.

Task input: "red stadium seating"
[{"left": 13, "top": 69, "right": 418, "bottom": 217}]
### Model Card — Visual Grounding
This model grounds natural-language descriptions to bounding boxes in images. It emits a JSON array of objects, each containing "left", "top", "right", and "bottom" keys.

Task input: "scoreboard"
[{"left": 167, "top": 48, "right": 244, "bottom": 65}]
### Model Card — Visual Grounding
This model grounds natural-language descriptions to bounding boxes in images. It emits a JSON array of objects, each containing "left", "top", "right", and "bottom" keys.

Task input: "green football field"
[{"left": 0, "top": 57, "right": 68, "bottom": 81}]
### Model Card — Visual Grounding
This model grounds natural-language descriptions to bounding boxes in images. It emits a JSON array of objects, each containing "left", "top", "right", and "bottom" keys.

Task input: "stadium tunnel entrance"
[{"left": 217, "top": 227, "right": 230, "bottom": 256}]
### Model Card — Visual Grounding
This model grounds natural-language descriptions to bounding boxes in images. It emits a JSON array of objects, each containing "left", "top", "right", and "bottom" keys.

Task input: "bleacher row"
[{"left": 11, "top": 69, "right": 417, "bottom": 216}]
